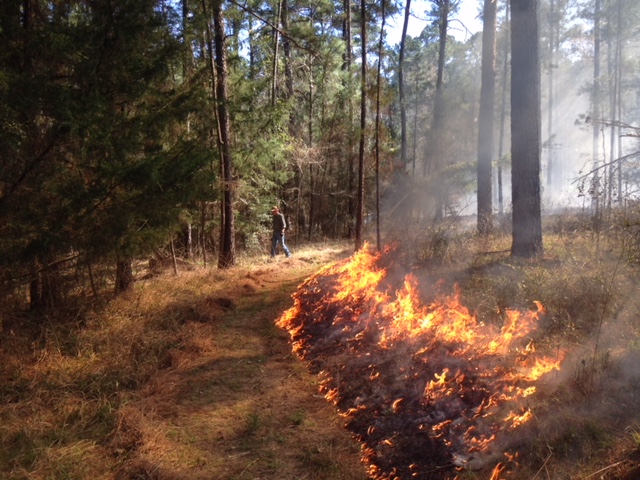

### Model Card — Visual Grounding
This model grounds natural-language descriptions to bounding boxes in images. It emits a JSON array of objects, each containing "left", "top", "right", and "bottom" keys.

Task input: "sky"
[{"left": 386, "top": 0, "right": 484, "bottom": 45}]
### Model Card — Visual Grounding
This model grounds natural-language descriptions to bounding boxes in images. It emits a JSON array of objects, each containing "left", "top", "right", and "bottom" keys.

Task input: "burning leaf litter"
[{"left": 277, "top": 244, "right": 565, "bottom": 479}]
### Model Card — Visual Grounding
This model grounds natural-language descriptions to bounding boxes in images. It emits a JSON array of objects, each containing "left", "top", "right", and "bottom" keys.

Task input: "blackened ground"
[{"left": 280, "top": 260, "right": 534, "bottom": 479}]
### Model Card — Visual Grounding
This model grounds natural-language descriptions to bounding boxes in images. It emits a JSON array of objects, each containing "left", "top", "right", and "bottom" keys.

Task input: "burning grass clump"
[
  {"left": 277, "top": 233, "right": 640, "bottom": 478},
  {"left": 277, "top": 245, "right": 568, "bottom": 479}
]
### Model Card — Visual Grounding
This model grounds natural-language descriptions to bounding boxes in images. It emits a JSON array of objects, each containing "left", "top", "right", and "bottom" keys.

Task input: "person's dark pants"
[{"left": 271, "top": 232, "right": 291, "bottom": 257}]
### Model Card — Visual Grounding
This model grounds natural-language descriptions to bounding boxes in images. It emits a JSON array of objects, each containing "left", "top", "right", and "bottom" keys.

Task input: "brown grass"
[
  {"left": 0, "top": 242, "right": 368, "bottom": 480},
  {"left": 388, "top": 221, "right": 640, "bottom": 479},
  {"left": 3, "top": 225, "right": 640, "bottom": 480}
]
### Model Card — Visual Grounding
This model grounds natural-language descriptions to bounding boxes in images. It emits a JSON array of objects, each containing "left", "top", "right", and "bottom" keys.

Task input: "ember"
[{"left": 277, "top": 245, "right": 564, "bottom": 479}]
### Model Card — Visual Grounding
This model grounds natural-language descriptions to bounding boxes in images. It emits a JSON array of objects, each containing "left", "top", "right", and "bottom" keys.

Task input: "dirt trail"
[{"left": 116, "top": 245, "right": 369, "bottom": 480}]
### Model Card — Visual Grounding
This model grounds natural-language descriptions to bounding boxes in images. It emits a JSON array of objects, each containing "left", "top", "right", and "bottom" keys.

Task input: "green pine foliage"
[
  {"left": 0, "top": 1, "right": 211, "bottom": 300},
  {"left": 13, "top": 0, "right": 639, "bottom": 304}
]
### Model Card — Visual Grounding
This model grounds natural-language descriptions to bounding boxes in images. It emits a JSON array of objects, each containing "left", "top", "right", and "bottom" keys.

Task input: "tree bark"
[
  {"left": 355, "top": 0, "right": 367, "bottom": 250},
  {"left": 398, "top": 0, "right": 411, "bottom": 168},
  {"left": 212, "top": 0, "right": 236, "bottom": 268},
  {"left": 185, "top": 223, "right": 193, "bottom": 259},
  {"left": 428, "top": 0, "right": 449, "bottom": 221},
  {"left": 308, "top": 63, "right": 315, "bottom": 240},
  {"left": 29, "top": 256, "right": 62, "bottom": 309},
  {"left": 591, "top": 0, "right": 601, "bottom": 220},
  {"left": 283, "top": 0, "right": 294, "bottom": 129},
  {"left": 497, "top": 1, "right": 510, "bottom": 216},
  {"left": 616, "top": 0, "right": 623, "bottom": 203},
  {"left": 115, "top": 259, "right": 134, "bottom": 293},
  {"left": 546, "top": 0, "right": 555, "bottom": 188},
  {"left": 477, "top": 0, "right": 497, "bottom": 234},
  {"left": 343, "top": 0, "right": 356, "bottom": 237},
  {"left": 201, "top": 201, "right": 208, "bottom": 266},
  {"left": 270, "top": 0, "right": 282, "bottom": 107},
  {"left": 510, "top": 0, "right": 543, "bottom": 258},
  {"left": 170, "top": 237, "right": 179, "bottom": 275},
  {"left": 374, "top": 0, "right": 386, "bottom": 251}
]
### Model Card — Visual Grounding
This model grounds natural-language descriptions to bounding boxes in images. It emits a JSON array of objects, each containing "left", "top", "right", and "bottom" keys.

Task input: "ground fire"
[{"left": 277, "top": 245, "right": 565, "bottom": 479}]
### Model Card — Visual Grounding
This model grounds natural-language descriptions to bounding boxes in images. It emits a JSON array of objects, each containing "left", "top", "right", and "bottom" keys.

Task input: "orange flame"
[{"left": 277, "top": 245, "right": 564, "bottom": 477}]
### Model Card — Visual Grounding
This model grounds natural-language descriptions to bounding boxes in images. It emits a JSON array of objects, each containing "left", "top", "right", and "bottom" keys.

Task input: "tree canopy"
[{"left": 2, "top": 0, "right": 640, "bottom": 305}]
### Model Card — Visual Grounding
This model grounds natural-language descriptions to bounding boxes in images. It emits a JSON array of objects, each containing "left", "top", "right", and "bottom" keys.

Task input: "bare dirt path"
[{"left": 115, "top": 244, "right": 369, "bottom": 480}]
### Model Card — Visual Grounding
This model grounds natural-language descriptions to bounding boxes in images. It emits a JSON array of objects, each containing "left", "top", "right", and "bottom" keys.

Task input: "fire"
[{"left": 277, "top": 245, "right": 564, "bottom": 479}]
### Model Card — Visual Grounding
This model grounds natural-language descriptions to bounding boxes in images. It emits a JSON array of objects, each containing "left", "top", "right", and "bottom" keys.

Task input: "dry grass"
[
  {"left": 0, "top": 242, "right": 367, "bottom": 480},
  {"left": 3, "top": 223, "right": 640, "bottom": 479},
  {"left": 389, "top": 219, "right": 640, "bottom": 479}
]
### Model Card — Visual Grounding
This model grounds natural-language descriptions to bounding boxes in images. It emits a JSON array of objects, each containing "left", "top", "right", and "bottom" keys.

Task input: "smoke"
[{"left": 541, "top": 60, "right": 593, "bottom": 207}]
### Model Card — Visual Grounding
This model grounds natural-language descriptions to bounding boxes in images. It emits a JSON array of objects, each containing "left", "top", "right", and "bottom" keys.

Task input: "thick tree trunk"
[
  {"left": 283, "top": 0, "right": 293, "bottom": 128},
  {"left": 270, "top": 0, "right": 281, "bottom": 107},
  {"left": 308, "top": 67, "right": 315, "bottom": 241},
  {"left": 185, "top": 223, "right": 192, "bottom": 259},
  {"left": 115, "top": 259, "right": 134, "bottom": 293},
  {"left": 616, "top": 0, "right": 623, "bottom": 203},
  {"left": 606, "top": 9, "right": 615, "bottom": 212},
  {"left": 170, "top": 238, "right": 179, "bottom": 275},
  {"left": 477, "top": 0, "right": 497, "bottom": 234},
  {"left": 510, "top": 0, "right": 543, "bottom": 258},
  {"left": 88, "top": 263, "right": 98, "bottom": 297},
  {"left": 29, "top": 257, "right": 62, "bottom": 309},
  {"left": 29, "top": 276, "right": 40, "bottom": 309},
  {"left": 201, "top": 201, "right": 208, "bottom": 266},
  {"left": 412, "top": 75, "right": 419, "bottom": 176}
]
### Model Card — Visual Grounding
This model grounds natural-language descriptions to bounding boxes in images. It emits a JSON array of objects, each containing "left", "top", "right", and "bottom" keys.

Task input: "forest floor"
[
  {"left": 0, "top": 241, "right": 369, "bottom": 480},
  {"left": 3, "top": 230, "right": 640, "bottom": 479}
]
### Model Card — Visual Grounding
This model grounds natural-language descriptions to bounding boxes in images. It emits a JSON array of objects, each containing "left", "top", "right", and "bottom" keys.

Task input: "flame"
[
  {"left": 489, "top": 462, "right": 506, "bottom": 480},
  {"left": 277, "top": 244, "right": 564, "bottom": 479}
]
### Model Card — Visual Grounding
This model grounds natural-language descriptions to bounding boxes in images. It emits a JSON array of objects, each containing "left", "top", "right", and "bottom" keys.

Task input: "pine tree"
[
  {"left": 510, "top": 0, "right": 543, "bottom": 257},
  {"left": 0, "top": 0, "right": 211, "bottom": 301}
]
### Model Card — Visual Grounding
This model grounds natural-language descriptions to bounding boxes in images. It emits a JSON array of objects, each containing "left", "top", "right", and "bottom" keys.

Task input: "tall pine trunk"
[
  {"left": 428, "top": 0, "right": 449, "bottom": 221},
  {"left": 477, "top": 0, "right": 497, "bottom": 234},
  {"left": 270, "top": 0, "right": 281, "bottom": 107},
  {"left": 374, "top": 0, "right": 386, "bottom": 251},
  {"left": 398, "top": 0, "right": 411, "bottom": 168},
  {"left": 355, "top": 0, "right": 367, "bottom": 250},
  {"left": 616, "top": 0, "right": 623, "bottom": 203},
  {"left": 510, "top": 0, "right": 543, "bottom": 258},
  {"left": 343, "top": 0, "right": 355, "bottom": 237},
  {"left": 115, "top": 259, "right": 133, "bottom": 293},
  {"left": 283, "top": 0, "right": 293, "bottom": 115},
  {"left": 212, "top": 0, "right": 236, "bottom": 268},
  {"left": 591, "top": 0, "right": 602, "bottom": 221},
  {"left": 546, "top": 0, "right": 556, "bottom": 188},
  {"left": 497, "top": 1, "right": 510, "bottom": 216}
]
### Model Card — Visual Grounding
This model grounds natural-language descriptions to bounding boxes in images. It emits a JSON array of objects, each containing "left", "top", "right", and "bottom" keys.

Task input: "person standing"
[{"left": 271, "top": 206, "right": 291, "bottom": 258}]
